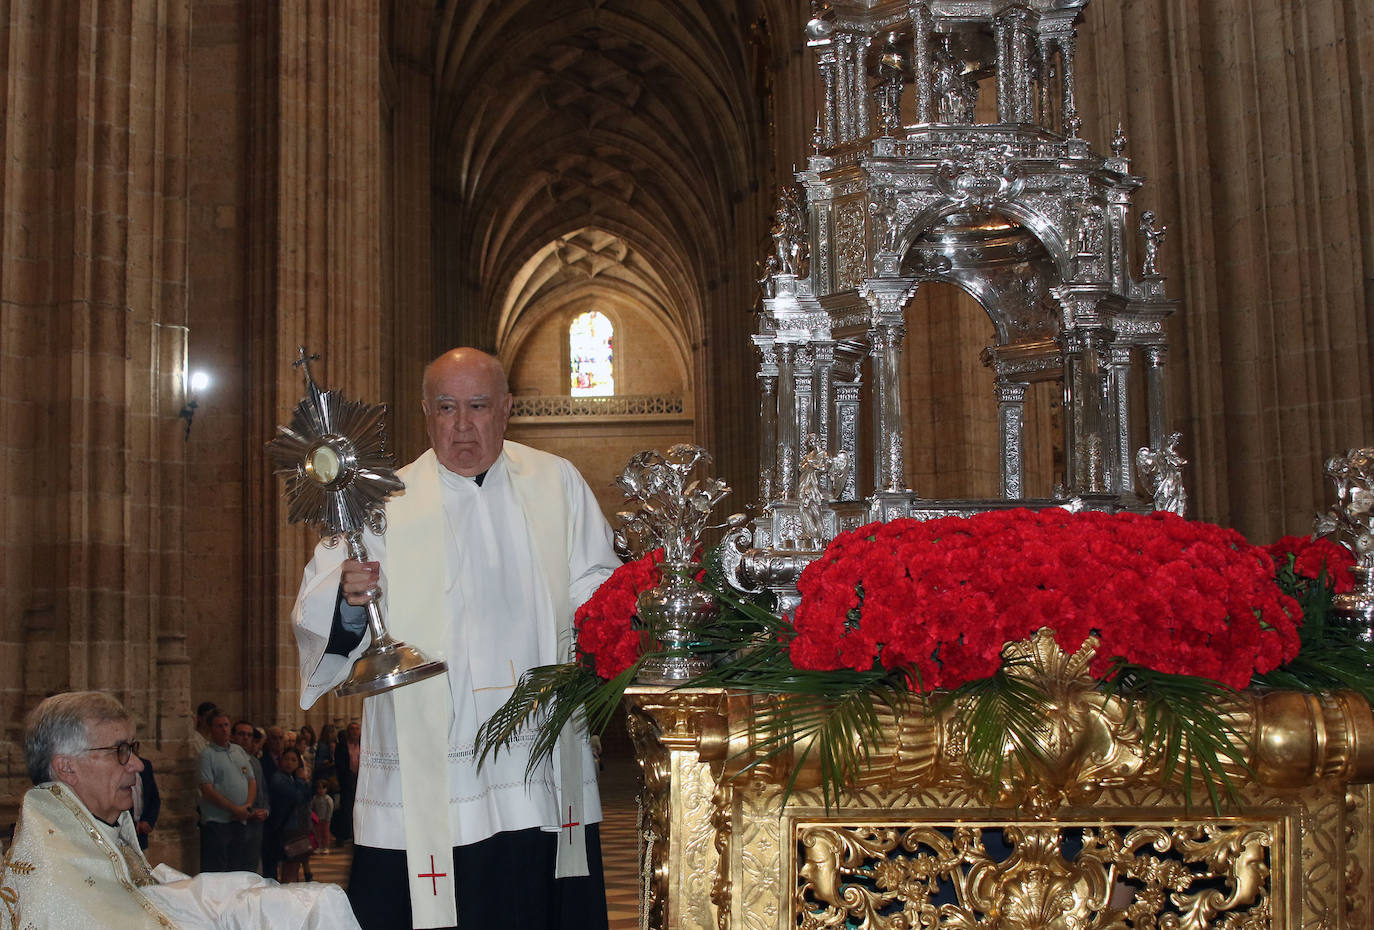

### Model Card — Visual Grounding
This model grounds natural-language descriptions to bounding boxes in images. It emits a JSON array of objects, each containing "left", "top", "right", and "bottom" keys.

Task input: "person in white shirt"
[{"left": 291, "top": 347, "right": 619, "bottom": 930}]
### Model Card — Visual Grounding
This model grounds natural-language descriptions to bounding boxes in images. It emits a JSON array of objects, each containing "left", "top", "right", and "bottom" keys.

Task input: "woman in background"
[{"left": 269, "top": 747, "right": 313, "bottom": 882}]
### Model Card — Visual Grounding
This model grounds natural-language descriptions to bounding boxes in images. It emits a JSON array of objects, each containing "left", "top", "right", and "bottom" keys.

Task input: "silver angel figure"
[
  {"left": 770, "top": 199, "right": 795, "bottom": 276},
  {"left": 768, "top": 187, "right": 809, "bottom": 279},
  {"left": 932, "top": 37, "right": 975, "bottom": 124},
  {"left": 869, "top": 187, "right": 902, "bottom": 254},
  {"left": 798, "top": 433, "right": 851, "bottom": 547},
  {"left": 1139, "top": 211, "right": 1167, "bottom": 277},
  {"left": 1136, "top": 432, "right": 1187, "bottom": 516},
  {"left": 1315, "top": 448, "right": 1374, "bottom": 570}
]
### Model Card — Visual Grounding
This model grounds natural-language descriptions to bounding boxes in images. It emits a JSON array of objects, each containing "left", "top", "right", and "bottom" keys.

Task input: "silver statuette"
[
  {"left": 1136, "top": 432, "right": 1187, "bottom": 517},
  {"left": 1316, "top": 448, "right": 1374, "bottom": 643}
]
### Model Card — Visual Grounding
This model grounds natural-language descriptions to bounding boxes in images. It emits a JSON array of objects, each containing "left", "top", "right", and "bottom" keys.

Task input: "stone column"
[
  {"left": 996, "top": 381, "right": 1029, "bottom": 499},
  {"left": 247, "top": 0, "right": 387, "bottom": 725},
  {"left": 0, "top": 0, "right": 194, "bottom": 860}
]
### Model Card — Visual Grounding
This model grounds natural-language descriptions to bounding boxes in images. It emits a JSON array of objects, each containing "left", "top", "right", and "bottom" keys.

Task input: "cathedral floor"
[{"left": 308, "top": 753, "right": 643, "bottom": 929}]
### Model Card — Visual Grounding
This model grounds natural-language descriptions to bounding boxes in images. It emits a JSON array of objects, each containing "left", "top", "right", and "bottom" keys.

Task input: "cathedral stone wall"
[
  {"left": 506, "top": 303, "right": 695, "bottom": 520},
  {"left": 1074, "top": 0, "right": 1374, "bottom": 541}
]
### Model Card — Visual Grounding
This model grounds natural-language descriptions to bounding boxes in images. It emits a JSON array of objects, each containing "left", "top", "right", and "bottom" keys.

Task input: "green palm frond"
[
  {"left": 695, "top": 657, "right": 907, "bottom": 807},
  {"left": 1254, "top": 570, "right": 1374, "bottom": 701},
  {"left": 945, "top": 667, "right": 1053, "bottom": 791},
  {"left": 1105, "top": 663, "right": 1249, "bottom": 810},
  {"left": 475, "top": 657, "right": 645, "bottom": 779}
]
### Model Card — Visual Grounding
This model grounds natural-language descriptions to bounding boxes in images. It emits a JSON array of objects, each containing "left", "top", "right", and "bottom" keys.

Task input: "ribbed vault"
[{"left": 427, "top": 0, "right": 801, "bottom": 461}]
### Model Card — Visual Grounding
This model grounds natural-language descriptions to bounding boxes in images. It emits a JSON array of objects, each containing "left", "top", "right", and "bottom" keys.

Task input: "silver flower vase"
[{"left": 634, "top": 561, "right": 717, "bottom": 684}]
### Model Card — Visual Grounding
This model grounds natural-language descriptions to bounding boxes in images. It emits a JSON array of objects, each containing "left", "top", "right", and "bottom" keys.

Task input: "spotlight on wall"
[{"left": 180, "top": 370, "right": 211, "bottom": 440}]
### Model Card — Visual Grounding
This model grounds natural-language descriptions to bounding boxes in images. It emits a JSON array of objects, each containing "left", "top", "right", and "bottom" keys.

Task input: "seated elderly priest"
[{"left": 0, "top": 691, "right": 360, "bottom": 930}]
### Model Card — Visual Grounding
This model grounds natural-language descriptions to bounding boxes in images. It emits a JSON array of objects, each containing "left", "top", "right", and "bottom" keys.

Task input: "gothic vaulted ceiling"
[{"left": 426, "top": 0, "right": 802, "bottom": 362}]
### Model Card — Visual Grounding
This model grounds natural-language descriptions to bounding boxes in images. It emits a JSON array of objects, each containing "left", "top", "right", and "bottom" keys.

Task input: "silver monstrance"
[{"left": 266, "top": 347, "right": 447, "bottom": 697}]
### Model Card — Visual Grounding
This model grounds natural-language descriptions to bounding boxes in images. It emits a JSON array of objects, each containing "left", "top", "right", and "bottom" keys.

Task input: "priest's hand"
[{"left": 341, "top": 559, "right": 381, "bottom": 607}]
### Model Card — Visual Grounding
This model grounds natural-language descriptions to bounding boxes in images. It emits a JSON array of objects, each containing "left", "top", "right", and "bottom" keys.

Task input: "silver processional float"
[{"left": 266, "top": 347, "right": 447, "bottom": 697}]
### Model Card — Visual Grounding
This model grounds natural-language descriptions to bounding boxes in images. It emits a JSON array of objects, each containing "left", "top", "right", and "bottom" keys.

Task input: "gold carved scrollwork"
[
  {"left": 626, "top": 688, "right": 728, "bottom": 930},
  {"left": 795, "top": 821, "right": 1274, "bottom": 930},
  {"left": 706, "top": 630, "right": 1374, "bottom": 814},
  {"left": 626, "top": 635, "right": 1374, "bottom": 930},
  {"left": 626, "top": 705, "right": 670, "bottom": 930}
]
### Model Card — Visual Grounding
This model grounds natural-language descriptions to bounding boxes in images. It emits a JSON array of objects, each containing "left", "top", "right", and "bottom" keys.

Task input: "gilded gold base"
[{"left": 625, "top": 637, "right": 1374, "bottom": 930}]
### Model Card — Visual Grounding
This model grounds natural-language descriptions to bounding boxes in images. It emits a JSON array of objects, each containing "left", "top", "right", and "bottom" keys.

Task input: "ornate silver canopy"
[{"left": 732, "top": 0, "right": 1182, "bottom": 611}]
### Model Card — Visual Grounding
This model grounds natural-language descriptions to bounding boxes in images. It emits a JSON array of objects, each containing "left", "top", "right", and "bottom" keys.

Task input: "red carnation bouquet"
[
  {"left": 1265, "top": 534, "right": 1356, "bottom": 593},
  {"left": 789, "top": 509, "right": 1303, "bottom": 691},
  {"left": 575, "top": 549, "right": 664, "bottom": 680}
]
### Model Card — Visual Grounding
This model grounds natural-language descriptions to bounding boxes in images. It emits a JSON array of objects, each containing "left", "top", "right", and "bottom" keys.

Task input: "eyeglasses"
[{"left": 82, "top": 740, "right": 140, "bottom": 765}]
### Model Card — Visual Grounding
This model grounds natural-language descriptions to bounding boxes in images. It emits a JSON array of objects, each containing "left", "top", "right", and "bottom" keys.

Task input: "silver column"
[
  {"left": 1144, "top": 344, "right": 1169, "bottom": 453},
  {"left": 812, "top": 341, "right": 836, "bottom": 447},
  {"left": 756, "top": 338, "right": 779, "bottom": 501},
  {"left": 1060, "top": 32, "right": 1079, "bottom": 135},
  {"left": 996, "top": 380, "right": 1028, "bottom": 499},
  {"left": 835, "top": 381, "right": 861, "bottom": 500},
  {"left": 911, "top": 2, "right": 933, "bottom": 124},
  {"left": 995, "top": 15, "right": 1013, "bottom": 123},
  {"left": 1109, "top": 345, "right": 1134, "bottom": 494},
  {"left": 871, "top": 322, "right": 907, "bottom": 492},
  {"left": 776, "top": 341, "right": 799, "bottom": 499}
]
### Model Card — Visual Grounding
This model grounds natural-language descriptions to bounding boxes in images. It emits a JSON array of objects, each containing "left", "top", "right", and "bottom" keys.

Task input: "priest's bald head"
[{"left": 421, "top": 348, "right": 514, "bottom": 477}]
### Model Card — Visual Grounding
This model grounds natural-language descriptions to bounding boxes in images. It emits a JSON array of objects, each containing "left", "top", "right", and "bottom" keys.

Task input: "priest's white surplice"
[{"left": 291, "top": 441, "right": 618, "bottom": 923}]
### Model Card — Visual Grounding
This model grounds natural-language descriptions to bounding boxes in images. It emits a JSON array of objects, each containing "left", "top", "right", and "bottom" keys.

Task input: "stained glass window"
[{"left": 569, "top": 310, "right": 615, "bottom": 396}]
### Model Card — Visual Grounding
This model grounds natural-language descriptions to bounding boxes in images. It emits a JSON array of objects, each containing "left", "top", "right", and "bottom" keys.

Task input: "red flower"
[
  {"left": 790, "top": 509, "right": 1303, "bottom": 690},
  {"left": 575, "top": 550, "right": 664, "bottom": 680},
  {"left": 1266, "top": 535, "right": 1356, "bottom": 593}
]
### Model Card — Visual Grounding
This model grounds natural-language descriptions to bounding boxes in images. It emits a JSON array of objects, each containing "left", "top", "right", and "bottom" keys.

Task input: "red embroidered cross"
[
  {"left": 562, "top": 805, "right": 580, "bottom": 844},
  {"left": 417, "top": 854, "right": 447, "bottom": 895}
]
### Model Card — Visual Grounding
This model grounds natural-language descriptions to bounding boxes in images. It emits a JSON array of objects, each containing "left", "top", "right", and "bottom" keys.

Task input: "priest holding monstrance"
[{"left": 288, "top": 348, "right": 619, "bottom": 930}]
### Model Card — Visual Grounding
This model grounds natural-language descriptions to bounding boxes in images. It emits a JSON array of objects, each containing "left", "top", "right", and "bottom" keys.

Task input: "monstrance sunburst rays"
[{"left": 268, "top": 387, "right": 403, "bottom": 539}]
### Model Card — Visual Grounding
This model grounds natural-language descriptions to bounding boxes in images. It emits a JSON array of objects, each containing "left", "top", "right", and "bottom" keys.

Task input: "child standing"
[{"left": 310, "top": 779, "right": 335, "bottom": 854}]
